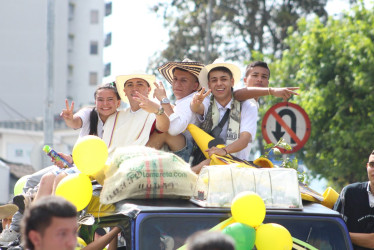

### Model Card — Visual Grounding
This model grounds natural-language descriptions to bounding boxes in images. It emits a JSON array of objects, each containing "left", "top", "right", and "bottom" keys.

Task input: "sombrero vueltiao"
[
  {"left": 198, "top": 58, "right": 241, "bottom": 90},
  {"left": 158, "top": 58, "right": 204, "bottom": 88},
  {"left": 115, "top": 73, "right": 156, "bottom": 104}
]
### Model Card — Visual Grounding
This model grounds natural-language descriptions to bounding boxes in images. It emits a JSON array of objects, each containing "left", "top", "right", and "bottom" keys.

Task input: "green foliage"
[
  {"left": 262, "top": 138, "right": 305, "bottom": 183},
  {"left": 150, "top": 0, "right": 328, "bottom": 66},
  {"left": 268, "top": 3, "right": 374, "bottom": 190}
]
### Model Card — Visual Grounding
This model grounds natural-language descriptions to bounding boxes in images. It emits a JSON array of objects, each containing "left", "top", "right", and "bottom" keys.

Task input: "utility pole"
[
  {"left": 43, "top": 0, "right": 55, "bottom": 168},
  {"left": 204, "top": 0, "right": 213, "bottom": 64}
]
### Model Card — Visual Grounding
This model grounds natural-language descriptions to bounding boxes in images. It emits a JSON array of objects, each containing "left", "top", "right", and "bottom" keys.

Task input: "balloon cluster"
[
  {"left": 222, "top": 191, "right": 293, "bottom": 250},
  {"left": 55, "top": 135, "right": 108, "bottom": 211}
]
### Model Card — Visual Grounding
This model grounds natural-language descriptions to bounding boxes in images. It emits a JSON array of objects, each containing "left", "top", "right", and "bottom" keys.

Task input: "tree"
[
  {"left": 150, "top": 0, "right": 328, "bottom": 67},
  {"left": 267, "top": 3, "right": 374, "bottom": 190}
]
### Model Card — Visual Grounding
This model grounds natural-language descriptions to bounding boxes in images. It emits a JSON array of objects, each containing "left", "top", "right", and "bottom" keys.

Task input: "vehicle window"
[
  {"left": 137, "top": 213, "right": 227, "bottom": 250},
  {"left": 137, "top": 213, "right": 350, "bottom": 250},
  {"left": 264, "top": 215, "right": 350, "bottom": 250}
]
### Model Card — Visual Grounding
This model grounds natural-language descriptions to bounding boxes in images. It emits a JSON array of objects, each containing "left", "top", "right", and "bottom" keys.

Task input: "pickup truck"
[{"left": 86, "top": 198, "right": 353, "bottom": 250}]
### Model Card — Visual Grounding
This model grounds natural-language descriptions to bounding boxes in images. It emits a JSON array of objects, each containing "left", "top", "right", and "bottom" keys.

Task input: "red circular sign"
[{"left": 262, "top": 102, "right": 311, "bottom": 154}]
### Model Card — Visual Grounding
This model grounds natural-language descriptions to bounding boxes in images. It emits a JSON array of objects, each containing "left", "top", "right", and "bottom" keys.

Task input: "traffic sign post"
[{"left": 262, "top": 102, "right": 311, "bottom": 154}]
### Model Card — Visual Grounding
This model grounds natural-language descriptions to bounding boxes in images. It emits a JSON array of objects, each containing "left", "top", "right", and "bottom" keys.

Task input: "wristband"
[
  {"left": 268, "top": 87, "right": 272, "bottom": 96},
  {"left": 223, "top": 148, "right": 228, "bottom": 155}
]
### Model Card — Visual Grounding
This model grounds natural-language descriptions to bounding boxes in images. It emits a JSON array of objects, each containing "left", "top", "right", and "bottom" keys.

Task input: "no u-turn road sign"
[{"left": 262, "top": 102, "right": 311, "bottom": 154}]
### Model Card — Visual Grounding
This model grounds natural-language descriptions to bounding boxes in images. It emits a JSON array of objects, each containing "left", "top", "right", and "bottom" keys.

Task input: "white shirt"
[
  {"left": 168, "top": 92, "right": 200, "bottom": 136},
  {"left": 75, "top": 107, "right": 104, "bottom": 138},
  {"left": 201, "top": 98, "right": 258, "bottom": 161},
  {"left": 366, "top": 182, "right": 374, "bottom": 208}
]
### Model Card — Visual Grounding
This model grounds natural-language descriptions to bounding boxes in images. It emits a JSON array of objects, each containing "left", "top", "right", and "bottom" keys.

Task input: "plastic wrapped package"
[{"left": 191, "top": 164, "right": 302, "bottom": 210}]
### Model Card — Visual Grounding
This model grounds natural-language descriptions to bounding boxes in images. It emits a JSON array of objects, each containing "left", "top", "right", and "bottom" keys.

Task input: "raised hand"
[
  {"left": 191, "top": 87, "right": 211, "bottom": 114},
  {"left": 153, "top": 81, "right": 167, "bottom": 101},
  {"left": 192, "top": 87, "right": 211, "bottom": 106},
  {"left": 133, "top": 91, "right": 160, "bottom": 114},
  {"left": 60, "top": 99, "right": 74, "bottom": 121}
]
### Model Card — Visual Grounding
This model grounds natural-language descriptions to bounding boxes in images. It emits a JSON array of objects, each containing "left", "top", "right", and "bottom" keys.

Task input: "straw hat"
[
  {"left": 115, "top": 73, "right": 156, "bottom": 104},
  {"left": 0, "top": 204, "right": 18, "bottom": 219},
  {"left": 198, "top": 58, "right": 241, "bottom": 90},
  {"left": 158, "top": 58, "right": 204, "bottom": 87}
]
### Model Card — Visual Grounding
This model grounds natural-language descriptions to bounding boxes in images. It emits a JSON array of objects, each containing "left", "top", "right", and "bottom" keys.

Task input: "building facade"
[{"left": 0, "top": 0, "right": 112, "bottom": 169}]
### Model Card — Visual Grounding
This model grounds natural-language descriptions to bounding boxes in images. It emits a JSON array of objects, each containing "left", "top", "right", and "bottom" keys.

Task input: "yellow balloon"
[
  {"left": 55, "top": 173, "right": 93, "bottom": 211},
  {"left": 255, "top": 223, "right": 293, "bottom": 250},
  {"left": 231, "top": 191, "right": 266, "bottom": 227},
  {"left": 14, "top": 175, "right": 29, "bottom": 196},
  {"left": 75, "top": 237, "right": 87, "bottom": 249},
  {"left": 72, "top": 135, "right": 108, "bottom": 175}
]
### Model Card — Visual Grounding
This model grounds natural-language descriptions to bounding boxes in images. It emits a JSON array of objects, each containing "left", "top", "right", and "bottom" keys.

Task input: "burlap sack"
[{"left": 100, "top": 146, "right": 197, "bottom": 204}]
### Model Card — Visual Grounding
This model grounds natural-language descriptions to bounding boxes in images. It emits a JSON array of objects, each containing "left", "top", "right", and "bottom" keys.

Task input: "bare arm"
[
  {"left": 191, "top": 159, "right": 210, "bottom": 174},
  {"left": 82, "top": 227, "right": 121, "bottom": 250},
  {"left": 234, "top": 87, "right": 299, "bottom": 102},
  {"left": 191, "top": 88, "right": 210, "bottom": 115},
  {"left": 349, "top": 232, "right": 374, "bottom": 249},
  {"left": 205, "top": 132, "right": 251, "bottom": 157},
  {"left": 60, "top": 99, "right": 83, "bottom": 129},
  {"left": 134, "top": 92, "right": 170, "bottom": 133}
]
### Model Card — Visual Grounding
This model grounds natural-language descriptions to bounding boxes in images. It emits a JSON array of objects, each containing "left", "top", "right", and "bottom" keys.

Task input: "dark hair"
[
  {"left": 21, "top": 196, "right": 77, "bottom": 250},
  {"left": 89, "top": 82, "right": 120, "bottom": 135},
  {"left": 208, "top": 66, "right": 233, "bottom": 80},
  {"left": 186, "top": 230, "right": 235, "bottom": 250},
  {"left": 245, "top": 61, "right": 270, "bottom": 77}
]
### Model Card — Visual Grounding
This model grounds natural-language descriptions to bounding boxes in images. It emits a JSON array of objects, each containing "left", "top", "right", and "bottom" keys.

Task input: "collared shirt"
[{"left": 366, "top": 181, "right": 374, "bottom": 208}]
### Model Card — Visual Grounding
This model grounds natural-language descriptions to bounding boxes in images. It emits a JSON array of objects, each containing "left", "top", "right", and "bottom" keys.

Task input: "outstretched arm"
[
  {"left": 60, "top": 99, "right": 83, "bottom": 129},
  {"left": 234, "top": 87, "right": 299, "bottom": 102},
  {"left": 134, "top": 91, "right": 170, "bottom": 133},
  {"left": 191, "top": 88, "right": 210, "bottom": 115}
]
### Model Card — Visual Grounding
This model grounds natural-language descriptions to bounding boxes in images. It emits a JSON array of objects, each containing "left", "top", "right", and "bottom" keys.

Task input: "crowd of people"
[{"left": 0, "top": 58, "right": 301, "bottom": 249}]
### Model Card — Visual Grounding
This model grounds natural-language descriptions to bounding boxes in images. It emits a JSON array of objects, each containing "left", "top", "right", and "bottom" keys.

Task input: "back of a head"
[
  {"left": 186, "top": 231, "right": 235, "bottom": 250},
  {"left": 21, "top": 196, "right": 77, "bottom": 250}
]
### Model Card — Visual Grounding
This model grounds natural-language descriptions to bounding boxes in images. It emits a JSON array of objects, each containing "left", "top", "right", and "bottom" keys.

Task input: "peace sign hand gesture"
[
  {"left": 191, "top": 87, "right": 210, "bottom": 115},
  {"left": 60, "top": 99, "right": 74, "bottom": 122}
]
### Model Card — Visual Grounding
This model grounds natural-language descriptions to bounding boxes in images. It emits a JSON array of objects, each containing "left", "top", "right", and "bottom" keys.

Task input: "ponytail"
[{"left": 89, "top": 107, "right": 99, "bottom": 136}]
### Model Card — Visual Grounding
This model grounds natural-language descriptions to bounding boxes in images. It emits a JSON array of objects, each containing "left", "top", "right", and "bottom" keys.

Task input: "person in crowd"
[
  {"left": 190, "top": 59, "right": 258, "bottom": 166},
  {"left": 185, "top": 230, "right": 235, "bottom": 250},
  {"left": 1, "top": 83, "right": 121, "bottom": 244},
  {"left": 21, "top": 196, "right": 121, "bottom": 250},
  {"left": 21, "top": 196, "right": 78, "bottom": 250},
  {"left": 0, "top": 203, "right": 18, "bottom": 233},
  {"left": 102, "top": 72, "right": 170, "bottom": 159},
  {"left": 334, "top": 150, "right": 374, "bottom": 250},
  {"left": 33, "top": 82, "right": 122, "bottom": 202},
  {"left": 146, "top": 59, "right": 205, "bottom": 163},
  {"left": 233, "top": 60, "right": 299, "bottom": 103}
]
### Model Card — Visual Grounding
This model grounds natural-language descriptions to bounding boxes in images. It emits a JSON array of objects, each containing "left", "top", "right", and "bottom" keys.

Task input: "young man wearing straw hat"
[
  {"left": 102, "top": 73, "right": 170, "bottom": 159},
  {"left": 146, "top": 59, "right": 205, "bottom": 163},
  {"left": 191, "top": 59, "right": 258, "bottom": 162}
]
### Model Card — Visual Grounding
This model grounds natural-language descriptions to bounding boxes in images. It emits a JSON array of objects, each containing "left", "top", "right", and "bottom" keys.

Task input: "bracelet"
[
  {"left": 268, "top": 87, "right": 272, "bottom": 96},
  {"left": 222, "top": 148, "right": 228, "bottom": 155}
]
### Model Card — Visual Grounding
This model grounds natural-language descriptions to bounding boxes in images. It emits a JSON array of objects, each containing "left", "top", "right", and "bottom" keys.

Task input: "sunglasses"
[{"left": 368, "top": 162, "right": 374, "bottom": 168}]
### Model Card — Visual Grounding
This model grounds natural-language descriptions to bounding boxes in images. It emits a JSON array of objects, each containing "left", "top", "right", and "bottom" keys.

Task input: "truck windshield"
[{"left": 137, "top": 213, "right": 351, "bottom": 250}]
